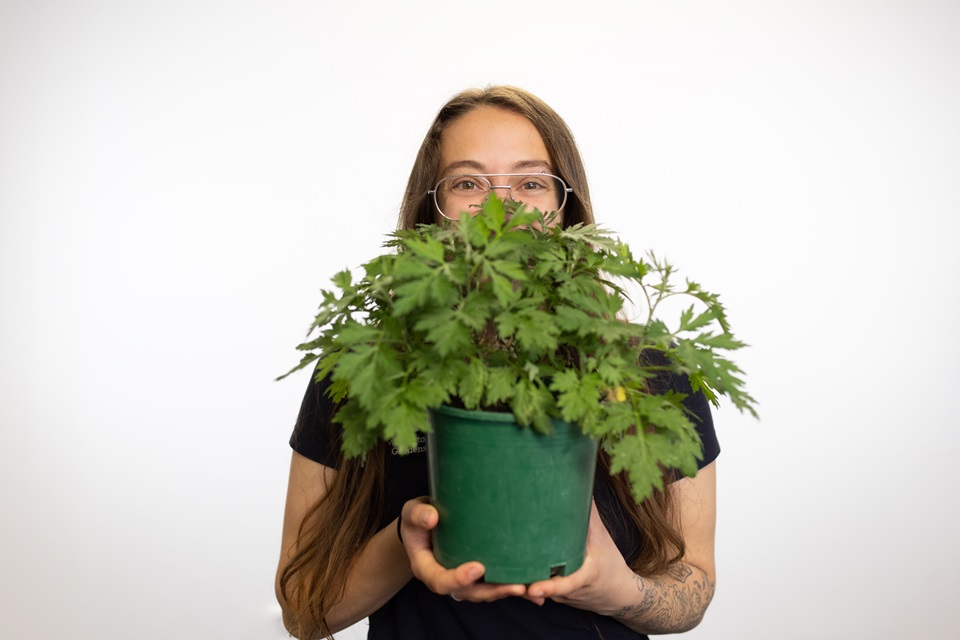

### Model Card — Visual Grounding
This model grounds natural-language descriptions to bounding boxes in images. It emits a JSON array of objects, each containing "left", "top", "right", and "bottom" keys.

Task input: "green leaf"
[
  {"left": 677, "top": 306, "right": 717, "bottom": 333},
  {"left": 331, "top": 269, "right": 352, "bottom": 290},
  {"left": 459, "top": 208, "right": 490, "bottom": 248},
  {"left": 596, "top": 354, "right": 628, "bottom": 386},
  {"left": 691, "top": 332, "right": 747, "bottom": 351},
  {"left": 458, "top": 358, "right": 488, "bottom": 409},
  {"left": 334, "top": 321, "right": 382, "bottom": 348},
  {"left": 481, "top": 192, "right": 507, "bottom": 229},
  {"left": 392, "top": 257, "right": 436, "bottom": 279},
  {"left": 487, "top": 270, "right": 519, "bottom": 306},
  {"left": 332, "top": 341, "right": 402, "bottom": 411},
  {"left": 315, "top": 350, "right": 343, "bottom": 383},
  {"left": 415, "top": 310, "right": 472, "bottom": 357},
  {"left": 511, "top": 378, "right": 554, "bottom": 433},
  {"left": 381, "top": 400, "right": 430, "bottom": 454},
  {"left": 502, "top": 208, "right": 540, "bottom": 231},
  {"left": 484, "top": 366, "right": 517, "bottom": 407},
  {"left": 327, "top": 376, "right": 350, "bottom": 403},
  {"left": 490, "top": 259, "right": 530, "bottom": 283},
  {"left": 550, "top": 370, "right": 604, "bottom": 423},
  {"left": 334, "top": 399, "right": 378, "bottom": 458},
  {"left": 274, "top": 351, "right": 321, "bottom": 381},
  {"left": 417, "top": 358, "right": 464, "bottom": 398},
  {"left": 554, "top": 306, "right": 592, "bottom": 335},
  {"left": 459, "top": 291, "right": 495, "bottom": 330},
  {"left": 393, "top": 279, "right": 433, "bottom": 316},
  {"left": 513, "top": 309, "right": 559, "bottom": 355},
  {"left": 494, "top": 310, "right": 519, "bottom": 339},
  {"left": 430, "top": 277, "right": 460, "bottom": 307},
  {"left": 607, "top": 395, "right": 702, "bottom": 503},
  {"left": 644, "top": 319, "right": 673, "bottom": 348},
  {"left": 398, "top": 376, "right": 451, "bottom": 412},
  {"left": 404, "top": 236, "right": 446, "bottom": 263}
]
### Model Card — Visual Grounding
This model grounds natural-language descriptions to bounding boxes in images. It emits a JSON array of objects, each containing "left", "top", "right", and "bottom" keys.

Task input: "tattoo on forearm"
[{"left": 612, "top": 563, "right": 716, "bottom": 633}]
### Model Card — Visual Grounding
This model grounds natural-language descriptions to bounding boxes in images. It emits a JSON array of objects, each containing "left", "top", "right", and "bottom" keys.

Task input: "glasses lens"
[
  {"left": 433, "top": 174, "right": 569, "bottom": 220},
  {"left": 509, "top": 175, "right": 564, "bottom": 212},
  {"left": 435, "top": 175, "right": 490, "bottom": 220}
]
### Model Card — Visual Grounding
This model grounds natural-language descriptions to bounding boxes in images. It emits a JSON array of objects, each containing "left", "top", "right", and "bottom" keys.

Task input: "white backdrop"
[{"left": 2, "top": 1, "right": 958, "bottom": 638}]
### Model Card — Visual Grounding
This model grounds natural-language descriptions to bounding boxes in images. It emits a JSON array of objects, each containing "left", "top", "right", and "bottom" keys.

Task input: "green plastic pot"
[{"left": 426, "top": 405, "right": 598, "bottom": 584}]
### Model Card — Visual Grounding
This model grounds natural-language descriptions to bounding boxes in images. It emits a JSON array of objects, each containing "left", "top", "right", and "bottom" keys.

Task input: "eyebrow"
[{"left": 439, "top": 159, "right": 554, "bottom": 176}]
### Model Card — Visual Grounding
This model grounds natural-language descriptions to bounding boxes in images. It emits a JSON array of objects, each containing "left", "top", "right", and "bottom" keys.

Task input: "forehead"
[{"left": 438, "top": 105, "right": 551, "bottom": 174}]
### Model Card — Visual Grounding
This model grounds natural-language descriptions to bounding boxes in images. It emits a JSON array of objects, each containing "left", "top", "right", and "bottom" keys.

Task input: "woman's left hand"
[
  {"left": 523, "top": 500, "right": 635, "bottom": 613},
  {"left": 525, "top": 463, "right": 717, "bottom": 634}
]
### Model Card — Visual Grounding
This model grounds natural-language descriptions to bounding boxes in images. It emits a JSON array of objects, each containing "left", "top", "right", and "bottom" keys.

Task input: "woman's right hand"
[{"left": 400, "top": 497, "right": 529, "bottom": 602}]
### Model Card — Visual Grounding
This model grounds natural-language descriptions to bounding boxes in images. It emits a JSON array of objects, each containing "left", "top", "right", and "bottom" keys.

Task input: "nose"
[{"left": 487, "top": 183, "right": 515, "bottom": 201}]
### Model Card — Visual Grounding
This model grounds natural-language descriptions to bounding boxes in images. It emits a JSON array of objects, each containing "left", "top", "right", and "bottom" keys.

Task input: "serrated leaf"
[
  {"left": 607, "top": 401, "right": 702, "bottom": 503},
  {"left": 551, "top": 371, "right": 603, "bottom": 423},
  {"left": 404, "top": 236, "right": 447, "bottom": 263},
  {"left": 481, "top": 192, "right": 507, "bottom": 229},
  {"left": 554, "top": 305, "right": 592, "bottom": 334},
  {"left": 490, "top": 259, "right": 530, "bottom": 283},
  {"left": 331, "top": 269, "right": 353, "bottom": 290},
  {"left": 334, "top": 321, "right": 381, "bottom": 348},
  {"left": 502, "top": 209, "right": 540, "bottom": 231},
  {"left": 484, "top": 366, "right": 517, "bottom": 407},
  {"left": 511, "top": 378, "right": 554, "bottom": 434},
  {"left": 381, "top": 400, "right": 429, "bottom": 454},
  {"left": 275, "top": 351, "right": 321, "bottom": 381},
  {"left": 487, "top": 271, "right": 519, "bottom": 306},
  {"left": 392, "top": 258, "right": 436, "bottom": 279},
  {"left": 459, "top": 291, "right": 495, "bottom": 331},
  {"left": 415, "top": 310, "right": 472, "bottom": 357},
  {"left": 332, "top": 342, "right": 402, "bottom": 411},
  {"left": 678, "top": 306, "right": 717, "bottom": 333},
  {"left": 334, "top": 399, "right": 378, "bottom": 458},
  {"left": 458, "top": 358, "right": 488, "bottom": 409},
  {"left": 393, "top": 279, "right": 433, "bottom": 316},
  {"left": 412, "top": 373, "right": 455, "bottom": 406},
  {"left": 513, "top": 309, "right": 559, "bottom": 355},
  {"left": 692, "top": 332, "right": 747, "bottom": 351},
  {"left": 430, "top": 277, "right": 460, "bottom": 307}
]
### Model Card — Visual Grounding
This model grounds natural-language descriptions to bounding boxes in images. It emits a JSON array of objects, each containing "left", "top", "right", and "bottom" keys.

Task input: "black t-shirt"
[{"left": 290, "top": 368, "right": 720, "bottom": 640}]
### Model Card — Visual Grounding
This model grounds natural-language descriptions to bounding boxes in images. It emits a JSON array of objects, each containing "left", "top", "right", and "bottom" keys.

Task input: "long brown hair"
[{"left": 280, "top": 86, "right": 684, "bottom": 639}]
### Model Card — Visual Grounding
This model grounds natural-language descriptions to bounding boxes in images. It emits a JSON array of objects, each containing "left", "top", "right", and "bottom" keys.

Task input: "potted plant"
[{"left": 280, "top": 196, "right": 757, "bottom": 583}]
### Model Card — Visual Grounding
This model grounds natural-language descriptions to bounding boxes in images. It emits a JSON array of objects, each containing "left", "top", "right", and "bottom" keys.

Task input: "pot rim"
[{"left": 430, "top": 404, "right": 519, "bottom": 423}]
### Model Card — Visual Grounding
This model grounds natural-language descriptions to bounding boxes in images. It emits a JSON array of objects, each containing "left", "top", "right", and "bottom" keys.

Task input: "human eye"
[
  {"left": 515, "top": 175, "right": 551, "bottom": 192},
  {"left": 449, "top": 176, "right": 484, "bottom": 192}
]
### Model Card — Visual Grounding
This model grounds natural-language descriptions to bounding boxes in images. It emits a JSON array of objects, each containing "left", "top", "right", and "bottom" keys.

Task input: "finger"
[
  {"left": 409, "top": 553, "right": 485, "bottom": 595},
  {"left": 410, "top": 501, "right": 439, "bottom": 528},
  {"left": 401, "top": 498, "right": 438, "bottom": 537},
  {"left": 456, "top": 581, "right": 527, "bottom": 602},
  {"left": 400, "top": 503, "right": 439, "bottom": 556},
  {"left": 520, "top": 592, "right": 546, "bottom": 606},
  {"left": 527, "top": 501, "right": 606, "bottom": 599},
  {"left": 399, "top": 498, "right": 526, "bottom": 600},
  {"left": 526, "top": 563, "right": 592, "bottom": 599},
  {"left": 407, "top": 550, "right": 525, "bottom": 600}
]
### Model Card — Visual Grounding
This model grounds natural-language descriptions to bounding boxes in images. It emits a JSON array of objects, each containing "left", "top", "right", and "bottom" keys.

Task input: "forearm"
[
  {"left": 608, "top": 562, "right": 716, "bottom": 634},
  {"left": 278, "top": 518, "right": 412, "bottom": 638}
]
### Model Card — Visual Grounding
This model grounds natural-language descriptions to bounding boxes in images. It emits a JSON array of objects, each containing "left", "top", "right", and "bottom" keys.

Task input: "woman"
[{"left": 276, "top": 86, "right": 720, "bottom": 639}]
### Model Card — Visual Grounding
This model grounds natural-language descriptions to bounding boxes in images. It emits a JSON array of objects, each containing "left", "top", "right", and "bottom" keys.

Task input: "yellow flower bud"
[{"left": 605, "top": 386, "right": 627, "bottom": 402}]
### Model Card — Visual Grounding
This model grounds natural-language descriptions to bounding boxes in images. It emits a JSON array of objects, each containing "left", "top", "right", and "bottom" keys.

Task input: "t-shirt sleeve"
[{"left": 289, "top": 370, "right": 341, "bottom": 468}]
